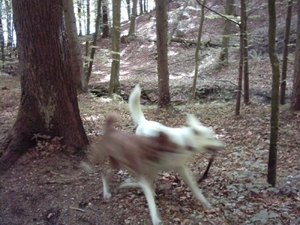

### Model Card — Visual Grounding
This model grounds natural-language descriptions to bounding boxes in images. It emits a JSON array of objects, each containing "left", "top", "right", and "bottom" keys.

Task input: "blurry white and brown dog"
[{"left": 125, "top": 84, "right": 224, "bottom": 224}]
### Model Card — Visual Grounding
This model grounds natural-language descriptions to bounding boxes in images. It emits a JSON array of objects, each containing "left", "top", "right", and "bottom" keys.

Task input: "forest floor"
[{"left": 1, "top": 1, "right": 300, "bottom": 225}]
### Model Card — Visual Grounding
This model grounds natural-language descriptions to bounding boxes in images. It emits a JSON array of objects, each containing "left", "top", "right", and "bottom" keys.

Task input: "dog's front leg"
[
  {"left": 138, "top": 177, "right": 162, "bottom": 225},
  {"left": 102, "top": 175, "right": 112, "bottom": 198},
  {"left": 177, "top": 167, "right": 212, "bottom": 209}
]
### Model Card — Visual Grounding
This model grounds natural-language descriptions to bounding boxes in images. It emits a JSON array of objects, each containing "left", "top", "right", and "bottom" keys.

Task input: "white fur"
[
  {"left": 102, "top": 176, "right": 112, "bottom": 199},
  {"left": 138, "top": 177, "right": 162, "bottom": 225},
  {"left": 126, "top": 84, "right": 224, "bottom": 223}
]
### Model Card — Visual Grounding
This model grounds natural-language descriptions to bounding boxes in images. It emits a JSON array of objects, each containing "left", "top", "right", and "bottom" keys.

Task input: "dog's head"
[{"left": 186, "top": 114, "right": 224, "bottom": 154}]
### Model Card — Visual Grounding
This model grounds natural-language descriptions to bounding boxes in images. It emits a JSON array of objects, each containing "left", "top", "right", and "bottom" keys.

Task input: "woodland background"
[{"left": 0, "top": 0, "right": 299, "bottom": 224}]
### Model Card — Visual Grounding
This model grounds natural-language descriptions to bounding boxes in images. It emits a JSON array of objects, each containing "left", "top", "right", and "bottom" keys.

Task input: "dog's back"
[{"left": 90, "top": 115, "right": 178, "bottom": 176}]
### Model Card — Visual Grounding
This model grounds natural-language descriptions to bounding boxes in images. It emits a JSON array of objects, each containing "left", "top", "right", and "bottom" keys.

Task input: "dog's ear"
[{"left": 186, "top": 114, "right": 202, "bottom": 127}]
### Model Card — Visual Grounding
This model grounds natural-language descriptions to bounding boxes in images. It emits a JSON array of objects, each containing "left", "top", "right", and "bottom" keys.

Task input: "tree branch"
[{"left": 196, "top": 0, "right": 240, "bottom": 26}]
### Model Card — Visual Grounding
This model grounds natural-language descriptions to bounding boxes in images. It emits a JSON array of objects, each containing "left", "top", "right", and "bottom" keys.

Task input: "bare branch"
[{"left": 196, "top": 0, "right": 240, "bottom": 26}]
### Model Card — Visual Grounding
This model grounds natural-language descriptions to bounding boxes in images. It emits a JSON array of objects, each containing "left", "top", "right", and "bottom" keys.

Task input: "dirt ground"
[{"left": 1, "top": 2, "right": 300, "bottom": 225}]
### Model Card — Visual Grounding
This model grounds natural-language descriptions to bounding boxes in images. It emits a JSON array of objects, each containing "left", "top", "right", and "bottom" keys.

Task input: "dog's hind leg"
[
  {"left": 101, "top": 176, "right": 112, "bottom": 198},
  {"left": 177, "top": 167, "right": 212, "bottom": 209},
  {"left": 118, "top": 178, "right": 140, "bottom": 189},
  {"left": 138, "top": 177, "right": 162, "bottom": 225},
  {"left": 119, "top": 177, "right": 157, "bottom": 197}
]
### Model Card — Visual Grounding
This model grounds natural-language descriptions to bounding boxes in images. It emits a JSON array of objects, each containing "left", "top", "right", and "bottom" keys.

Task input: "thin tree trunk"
[
  {"left": 0, "top": 2, "right": 4, "bottom": 63},
  {"left": 242, "top": 0, "right": 250, "bottom": 105},
  {"left": 144, "top": 0, "right": 148, "bottom": 12},
  {"left": 78, "top": 0, "right": 83, "bottom": 36},
  {"left": 189, "top": 0, "right": 206, "bottom": 102},
  {"left": 128, "top": 0, "right": 138, "bottom": 36},
  {"left": 291, "top": 0, "right": 300, "bottom": 110},
  {"left": 235, "top": 26, "right": 243, "bottom": 116},
  {"left": 139, "top": 0, "right": 143, "bottom": 14},
  {"left": 218, "top": 0, "right": 234, "bottom": 65},
  {"left": 5, "top": 0, "right": 13, "bottom": 47},
  {"left": 281, "top": 0, "right": 293, "bottom": 105},
  {"left": 86, "top": 0, "right": 90, "bottom": 35},
  {"left": 167, "top": 0, "right": 189, "bottom": 45},
  {"left": 267, "top": 0, "right": 280, "bottom": 187},
  {"left": 108, "top": 0, "right": 121, "bottom": 96},
  {"left": 155, "top": 0, "right": 170, "bottom": 108},
  {"left": 102, "top": 0, "right": 109, "bottom": 38},
  {"left": 126, "top": 0, "right": 131, "bottom": 20},
  {"left": 86, "top": 0, "right": 101, "bottom": 86}
]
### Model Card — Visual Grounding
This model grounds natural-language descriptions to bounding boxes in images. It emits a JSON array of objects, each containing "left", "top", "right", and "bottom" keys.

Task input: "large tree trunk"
[
  {"left": 155, "top": 0, "right": 170, "bottom": 108},
  {"left": 267, "top": 0, "right": 280, "bottom": 187},
  {"left": 0, "top": 0, "right": 89, "bottom": 173},
  {"left": 63, "top": 0, "right": 85, "bottom": 92},
  {"left": 291, "top": 0, "right": 300, "bottom": 111}
]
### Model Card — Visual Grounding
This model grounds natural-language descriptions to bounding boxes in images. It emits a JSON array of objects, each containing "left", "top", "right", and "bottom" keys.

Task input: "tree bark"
[
  {"left": 235, "top": 22, "right": 243, "bottom": 116},
  {"left": 267, "top": 0, "right": 280, "bottom": 187},
  {"left": 86, "top": 0, "right": 90, "bottom": 35},
  {"left": 102, "top": 0, "right": 109, "bottom": 38},
  {"left": 108, "top": 0, "right": 121, "bottom": 95},
  {"left": 4, "top": 0, "right": 13, "bottom": 47},
  {"left": 77, "top": 0, "right": 83, "bottom": 36},
  {"left": 0, "top": 0, "right": 89, "bottom": 173},
  {"left": 155, "top": 0, "right": 170, "bottom": 108},
  {"left": 126, "top": 0, "right": 131, "bottom": 20},
  {"left": 63, "top": 0, "right": 85, "bottom": 92},
  {"left": 242, "top": 0, "right": 250, "bottom": 105},
  {"left": 291, "top": 0, "right": 300, "bottom": 110},
  {"left": 280, "top": 0, "right": 293, "bottom": 105},
  {"left": 139, "top": 0, "right": 143, "bottom": 15},
  {"left": 0, "top": 3, "right": 4, "bottom": 62},
  {"left": 218, "top": 0, "right": 234, "bottom": 65},
  {"left": 128, "top": 0, "right": 138, "bottom": 36}
]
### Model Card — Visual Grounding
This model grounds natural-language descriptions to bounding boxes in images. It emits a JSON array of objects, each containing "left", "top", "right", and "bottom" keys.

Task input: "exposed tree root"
[{"left": 0, "top": 132, "right": 33, "bottom": 173}]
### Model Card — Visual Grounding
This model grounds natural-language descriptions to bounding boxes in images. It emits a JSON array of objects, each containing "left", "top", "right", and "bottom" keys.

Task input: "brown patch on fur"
[{"left": 89, "top": 115, "right": 178, "bottom": 176}]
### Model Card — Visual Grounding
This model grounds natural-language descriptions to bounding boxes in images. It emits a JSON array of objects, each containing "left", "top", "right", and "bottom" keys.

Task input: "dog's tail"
[{"left": 128, "top": 84, "right": 146, "bottom": 125}]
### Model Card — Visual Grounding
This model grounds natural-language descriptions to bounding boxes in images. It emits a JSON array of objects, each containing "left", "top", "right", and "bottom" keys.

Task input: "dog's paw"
[
  {"left": 204, "top": 203, "right": 213, "bottom": 209},
  {"left": 152, "top": 218, "right": 162, "bottom": 225},
  {"left": 103, "top": 192, "right": 112, "bottom": 199}
]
